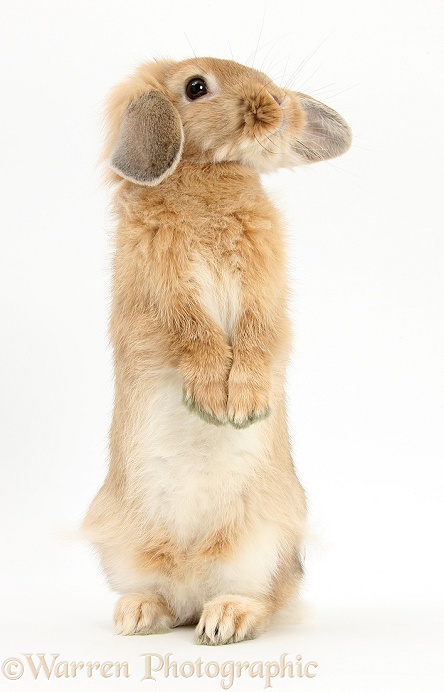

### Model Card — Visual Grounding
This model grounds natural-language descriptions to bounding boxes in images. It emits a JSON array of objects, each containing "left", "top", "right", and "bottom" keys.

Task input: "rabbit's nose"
[{"left": 244, "top": 90, "right": 283, "bottom": 127}]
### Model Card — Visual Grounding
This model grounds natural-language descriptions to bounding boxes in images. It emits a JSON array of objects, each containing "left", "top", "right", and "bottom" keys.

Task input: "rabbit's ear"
[
  {"left": 293, "top": 95, "right": 352, "bottom": 163},
  {"left": 110, "top": 91, "right": 184, "bottom": 185}
]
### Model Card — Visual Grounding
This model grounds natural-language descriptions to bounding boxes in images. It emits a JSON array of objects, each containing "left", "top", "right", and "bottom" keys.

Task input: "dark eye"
[{"left": 185, "top": 78, "right": 208, "bottom": 100}]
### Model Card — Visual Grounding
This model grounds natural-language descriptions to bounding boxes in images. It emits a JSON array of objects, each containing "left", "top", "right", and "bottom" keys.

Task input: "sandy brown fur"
[{"left": 83, "top": 57, "right": 351, "bottom": 644}]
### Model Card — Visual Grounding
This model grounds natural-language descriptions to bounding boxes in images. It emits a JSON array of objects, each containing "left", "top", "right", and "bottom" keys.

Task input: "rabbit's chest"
[{"left": 192, "top": 255, "right": 241, "bottom": 337}]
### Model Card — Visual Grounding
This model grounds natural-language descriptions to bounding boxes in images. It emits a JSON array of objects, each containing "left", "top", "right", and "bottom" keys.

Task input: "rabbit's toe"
[
  {"left": 183, "top": 391, "right": 227, "bottom": 425},
  {"left": 182, "top": 375, "right": 229, "bottom": 425},
  {"left": 195, "top": 595, "right": 268, "bottom": 645},
  {"left": 114, "top": 592, "right": 174, "bottom": 636},
  {"left": 227, "top": 379, "right": 270, "bottom": 428}
]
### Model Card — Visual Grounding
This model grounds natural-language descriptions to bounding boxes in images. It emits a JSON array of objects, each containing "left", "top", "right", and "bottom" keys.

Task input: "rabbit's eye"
[{"left": 186, "top": 78, "right": 208, "bottom": 100}]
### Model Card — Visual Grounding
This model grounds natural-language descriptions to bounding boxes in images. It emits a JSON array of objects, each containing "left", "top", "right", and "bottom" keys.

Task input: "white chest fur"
[{"left": 192, "top": 256, "right": 241, "bottom": 337}]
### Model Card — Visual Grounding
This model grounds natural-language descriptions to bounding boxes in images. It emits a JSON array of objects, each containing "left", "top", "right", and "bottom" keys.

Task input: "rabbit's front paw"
[
  {"left": 227, "top": 366, "right": 270, "bottom": 428},
  {"left": 182, "top": 351, "right": 231, "bottom": 425},
  {"left": 183, "top": 380, "right": 228, "bottom": 425}
]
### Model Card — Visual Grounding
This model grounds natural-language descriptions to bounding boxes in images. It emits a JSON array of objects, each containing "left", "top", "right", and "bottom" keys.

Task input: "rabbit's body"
[{"left": 83, "top": 57, "right": 351, "bottom": 644}]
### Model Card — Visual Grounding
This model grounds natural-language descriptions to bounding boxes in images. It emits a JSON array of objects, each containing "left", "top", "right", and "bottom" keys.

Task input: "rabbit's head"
[{"left": 107, "top": 57, "right": 352, "bottom": 185}]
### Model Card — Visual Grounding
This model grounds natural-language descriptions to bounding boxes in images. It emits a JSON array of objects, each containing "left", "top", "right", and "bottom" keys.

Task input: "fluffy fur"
[{"left": 82, "top": 57, "right": 351, "bottom": 644}]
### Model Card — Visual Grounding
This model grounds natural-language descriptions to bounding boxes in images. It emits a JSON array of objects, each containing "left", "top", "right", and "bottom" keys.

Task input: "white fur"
[
  {"left": 212, "top": 126, "right": 306, "bottom": 172},
  {"left": 192, "top": 255, "right": 241, "bottom": 336},
  {"left": 105, "top": 366, "right": 279, "bottom": 623},
  {"left": 108, "top": 493, "right": 280, "bottom": 625},
  {"left": 130, "top": 369, "right": 264, "bottom": 545},
  {"left": 217, "top": 521, "right": 280, "bottom": 596}
]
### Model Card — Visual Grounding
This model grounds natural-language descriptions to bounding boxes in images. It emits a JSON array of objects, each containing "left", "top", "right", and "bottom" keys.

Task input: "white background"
[{"left": 1, "top": 0, "right": 443, "bottom": 690}]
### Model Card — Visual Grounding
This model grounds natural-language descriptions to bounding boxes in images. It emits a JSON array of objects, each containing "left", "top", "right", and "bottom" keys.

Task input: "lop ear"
[
  {"left": 294, "top": 95, "right": 352, "bottom": 163},
  {"left": 110, "top": 91, "right": 184, "bottom": 186}
]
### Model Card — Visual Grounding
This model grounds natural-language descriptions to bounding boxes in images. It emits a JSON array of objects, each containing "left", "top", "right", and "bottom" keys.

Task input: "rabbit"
[{"left": 82, "top": 56, "right": 351, "bottom": 645}]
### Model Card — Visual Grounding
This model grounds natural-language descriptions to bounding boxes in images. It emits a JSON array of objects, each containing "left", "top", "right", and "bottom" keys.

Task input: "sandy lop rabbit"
[{"left": 83, "top": 57, "right": 351, "bottom": 645}]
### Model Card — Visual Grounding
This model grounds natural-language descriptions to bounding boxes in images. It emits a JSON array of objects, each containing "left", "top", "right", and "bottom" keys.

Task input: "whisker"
[
  {"left": 323, "top": 165, "right": 366, "bottom": 189},
  {"left": 184, "top": 32, "right": 196, "bottom": 58},
  {"left": 265, "top": 54, "right": 292, "bottom": 80},
  {"left": 283, "top": 33, "right": 334, "bottom": 90},
  {"left": 293, "top": 138, "right": 324, "bottom": 161},
  {"left": 321, "top": 82, "right": 362, "bottom": 100},
  {"left": 296, "top": 63, "right": 324, "bottom": 92},
  {"left": 250, "top": 3, "right": 267, "bottom": 68},
  {"left": 295, "top": 138, "right": 365, "bottom": 186},
  {"left": 323, "top": 163, "right": 365, "bottom": 181},
  {"left": 263, "top": 131, "right": 281, "bottom": 154},
  {"left": 294, "top": 140, "right": 366, "bottom": 188},
  {"left": 281, "top": 52, "right": 292, "bottom": 85},
  {"left": 255, "top": 69, "right": 298, "bottom": 101},
  {"left": 245, "top": 33, "right": 292, "bottom": 68},
  {"left": 254, "top": 133, "right": 279, "bottom": 154},
  {"left": 307, "top": 83, "right": 337, "bottom": 95},
  {"left": 260, "top": 40, "right": 281, "bottom": 73},
  {"left": 254, "top": 75, "right": 281, "bottom": 100},
  {"left": 347, "top": 145, "right": 375, "bottom": 152}
]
